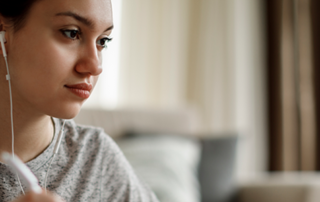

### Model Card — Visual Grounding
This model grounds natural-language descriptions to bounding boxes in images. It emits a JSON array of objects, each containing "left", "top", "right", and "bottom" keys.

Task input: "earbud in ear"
[{"left": 0, "top": 31, "right": 7, "bottom": 57}]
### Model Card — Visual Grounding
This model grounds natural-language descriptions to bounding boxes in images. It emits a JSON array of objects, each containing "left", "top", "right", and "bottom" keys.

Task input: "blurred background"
[{"left": 77, "top": 0, "right": 320, "bottom": 201}]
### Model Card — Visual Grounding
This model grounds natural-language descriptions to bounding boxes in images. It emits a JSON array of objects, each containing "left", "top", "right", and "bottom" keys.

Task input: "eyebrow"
[{"left": 55, "top": 11, "right": 114, "bottom": 32}]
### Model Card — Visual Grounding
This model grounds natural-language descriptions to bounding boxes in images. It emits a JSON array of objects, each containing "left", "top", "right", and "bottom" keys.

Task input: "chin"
[{"left": 49, "top": 103, "right": 83, "bottom": 120}]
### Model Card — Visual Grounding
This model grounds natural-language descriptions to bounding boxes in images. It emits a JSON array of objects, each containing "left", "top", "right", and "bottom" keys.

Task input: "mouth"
[{"left": 64, "top": 83, "right": 93, "bottom": 99}]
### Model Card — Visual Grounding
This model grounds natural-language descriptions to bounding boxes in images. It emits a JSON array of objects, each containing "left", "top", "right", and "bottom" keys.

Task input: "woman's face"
[{"left": 4, "top": 0, "right": 113, "bottom": 119}]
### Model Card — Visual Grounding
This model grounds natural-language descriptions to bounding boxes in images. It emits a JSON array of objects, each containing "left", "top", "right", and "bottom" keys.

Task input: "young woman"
[{"left": 0, "top": 0, "right": 159, "bottom": 201}]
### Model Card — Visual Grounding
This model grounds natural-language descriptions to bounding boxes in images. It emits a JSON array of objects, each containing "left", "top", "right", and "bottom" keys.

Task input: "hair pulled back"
[{"left": 0, "top": 0, "right": 40, "bottom": 32}]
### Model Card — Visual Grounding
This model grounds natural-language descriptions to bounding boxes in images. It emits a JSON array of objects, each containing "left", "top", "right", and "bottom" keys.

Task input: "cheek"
[
  {"left": 12, "top": 38, "right": 75, "bottom": 78},
  {"left": 8, "top": 37, "right": 77, "bottom": 99},
  {"left": 34, "top": 43, "right": 76, "bottom": 79},
  {"left": 92, "top": 75, "right": 99, "bottom": 88}
]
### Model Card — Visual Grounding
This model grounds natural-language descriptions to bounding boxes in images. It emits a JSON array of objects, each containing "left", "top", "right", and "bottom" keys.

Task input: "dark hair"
[{"left": 0, "top": 0, "right": 40, "bottom": 32}]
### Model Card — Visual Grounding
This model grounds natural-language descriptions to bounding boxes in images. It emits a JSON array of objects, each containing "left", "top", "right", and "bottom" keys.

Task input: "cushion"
[
  {"left": 115, "top": 133, "right": 201, "bottom": 202},
  {"left": 199, "top": 136, "right": 238, "bottom": 202},
  {"left": 74, "top": 108, "right": 200, "bottom": 138}
]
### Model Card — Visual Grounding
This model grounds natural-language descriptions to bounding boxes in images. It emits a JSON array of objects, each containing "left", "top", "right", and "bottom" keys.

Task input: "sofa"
[
  {"left": 74, "top": 108, "right": 320, "bottom": 202},
  {"left": 74, "top": 108, "right": 238, "bottom": 202},
  {"left": 238, "top": 173, "right": 320, "bottom": 202}
]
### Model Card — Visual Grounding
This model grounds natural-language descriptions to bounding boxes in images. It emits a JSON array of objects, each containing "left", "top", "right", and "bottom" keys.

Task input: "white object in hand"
[{"left": 2, "top": 152, "right": 42, "bottom": 194}]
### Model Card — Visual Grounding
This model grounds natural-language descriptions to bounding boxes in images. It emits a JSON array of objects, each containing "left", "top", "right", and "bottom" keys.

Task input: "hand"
[{"left": 11, "top": 190, "right": 65, "bottom": 202}]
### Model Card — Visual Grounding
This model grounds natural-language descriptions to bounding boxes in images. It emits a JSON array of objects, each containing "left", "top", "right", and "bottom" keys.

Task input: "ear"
[
  {"left": 0, "top": 30, "right": 7, "bottom": 57},
  {"left": 0, "top": 14, "right": 7, "bottom": 31},
  {"left": 0, "top": 16, "right": 8, "bottom": 57},
  {"left": 0, "top": 15, "right": 5, "bottom": 33}
]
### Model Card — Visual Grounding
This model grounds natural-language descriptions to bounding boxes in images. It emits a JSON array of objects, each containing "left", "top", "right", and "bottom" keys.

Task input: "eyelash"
[
  {"left": 97, "top": 37, "right": 113, "bottom": 49},
  {"left": 60, "top": 29, "right": 113, "bottom": 49}
]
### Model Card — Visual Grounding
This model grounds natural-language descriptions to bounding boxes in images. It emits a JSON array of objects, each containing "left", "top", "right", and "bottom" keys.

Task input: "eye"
[
  {"left": 61, "top": 29, "right": 81, "bottom": 40},
  {"left": 97, "top": 37, "right": 113, "bottom": 49}
]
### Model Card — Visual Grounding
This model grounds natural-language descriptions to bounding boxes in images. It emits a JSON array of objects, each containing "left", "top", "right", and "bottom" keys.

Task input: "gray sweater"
[{"left": 0, "top": 118, "right": 159, "bottom": 202}]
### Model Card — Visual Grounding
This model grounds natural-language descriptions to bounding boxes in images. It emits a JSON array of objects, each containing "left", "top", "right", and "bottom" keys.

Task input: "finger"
[{"left": 11, "top": 191, "right": 64, "bottom": 202}]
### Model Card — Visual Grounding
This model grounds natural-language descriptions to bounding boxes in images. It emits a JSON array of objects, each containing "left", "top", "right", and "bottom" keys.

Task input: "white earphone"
[
  {"left": 0, "top": 29, "right": 25, "bottom": 194},
  {"left": 0, "top": 30, "right": 10, "bottom": 81},
  {"left": 0, "top": 29, "right": 66, "bottom": 194},
  {"left": 0, "top": 31, "right": 7, "bottom": 57}
]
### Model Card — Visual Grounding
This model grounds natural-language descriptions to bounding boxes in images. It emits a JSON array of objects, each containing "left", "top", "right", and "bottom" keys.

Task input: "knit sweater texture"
[{"left": 0, "top": 118, "right": 159, "bottom": 202}]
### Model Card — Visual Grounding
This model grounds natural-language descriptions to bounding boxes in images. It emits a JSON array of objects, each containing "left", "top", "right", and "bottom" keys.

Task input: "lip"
[{"left": 64, "top": 83, "right": 93, "bottom": 99}]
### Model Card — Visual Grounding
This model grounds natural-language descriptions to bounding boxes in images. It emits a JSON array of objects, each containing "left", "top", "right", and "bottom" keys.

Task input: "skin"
[
  {"left": 12, "top": 190, "right": 65, "bottom": 202},
  {"left": 0, "top": 0, "right": 113, "bottom": 200}
]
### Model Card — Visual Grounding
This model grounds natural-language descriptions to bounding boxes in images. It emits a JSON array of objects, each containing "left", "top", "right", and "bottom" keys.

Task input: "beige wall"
[{"left": 117, "top": 0, "right": 267, "bottom": 177}]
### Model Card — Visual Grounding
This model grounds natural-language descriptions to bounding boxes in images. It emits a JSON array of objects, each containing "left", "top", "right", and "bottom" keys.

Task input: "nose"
[{"left": 75, "top": 43, "right": 103, "bottom": 76}]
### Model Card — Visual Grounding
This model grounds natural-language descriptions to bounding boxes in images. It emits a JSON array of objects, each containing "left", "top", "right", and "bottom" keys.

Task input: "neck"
[
  {"left": 0, "top": 116, "right": 54, "bottom": 163},
  {"left": 0, "top": 67, "right": 54, "bottom": 163}
]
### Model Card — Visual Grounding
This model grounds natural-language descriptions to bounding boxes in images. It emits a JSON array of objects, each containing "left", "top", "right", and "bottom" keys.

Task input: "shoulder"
[
  {"left": 52, "top": 118, "right": 159, "bottom": 202},
  {"left": 53, "top": 118, "right": 128, "bottom": 185},
  {"left": 59, "top": 118, "right": 120, "bottom": 157},
  {"left": 64, "top": 118, "right": 106, "bottom": 141},
  {"left": 50, "top": 118, "right": 122, "bottom": 171}
]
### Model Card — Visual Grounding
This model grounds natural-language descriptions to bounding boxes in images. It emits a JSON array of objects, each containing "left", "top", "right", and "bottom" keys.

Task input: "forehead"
[{"left": 29, "top": 0, "right": 113, "bottom": 29}]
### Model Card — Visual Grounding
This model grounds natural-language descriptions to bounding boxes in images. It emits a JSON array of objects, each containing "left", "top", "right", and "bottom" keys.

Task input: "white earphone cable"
[
  {"left": 3, "top": 57, "right": 13, "bottom": 154},
  {"left": 44, "top": 120, "right": 66, "bottom": 194},
  {"left": 44, "top": 156, "right": 55, "bottom": 194},
  {"left": 3, "top": 55, "right": 26, "bottom": 195},
  {"left": 2, "top": 32, "right": 66, "bottom": 196}
]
